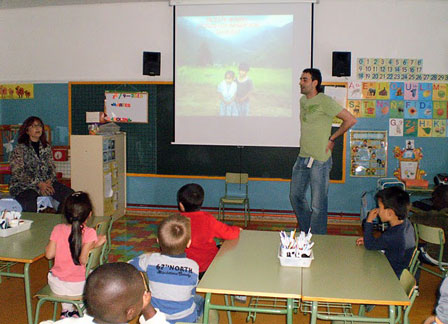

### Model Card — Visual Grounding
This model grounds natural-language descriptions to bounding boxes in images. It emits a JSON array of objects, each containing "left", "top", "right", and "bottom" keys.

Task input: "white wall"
[
  {"left": 314, "top": 0, "right": 448, "bottom": 82},
  {"left": 0, "top": 2, "right": 173, "bottom": 82},
  {"left": 1, "top": 0, "right": 446, "bottom": 83}
]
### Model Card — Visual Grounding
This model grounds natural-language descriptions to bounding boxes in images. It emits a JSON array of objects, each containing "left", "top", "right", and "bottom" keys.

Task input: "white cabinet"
[{"left": 71, "top": 133, "right": 126, "bottom": 220}]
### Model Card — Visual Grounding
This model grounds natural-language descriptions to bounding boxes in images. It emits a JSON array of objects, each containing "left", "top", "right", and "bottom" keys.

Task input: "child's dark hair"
[
  {"left": 18, "top": 116, "right": 49, "bottom": 147},
  {"left": 158, "top": 214, "right": 191, "bottom": 255},
  {"left": 375, "top": 186, "right": 410, "bottom": 220},
  {"left": 84, "top": 262, "right": 144, "bottom": 323},
  {"left": 177, "top": 183, "right": 204, "bottom": 212},
  {"left": 239, "top": 63, "right": 250, "bottom": 72},
  {"left": 64, "top": 191, "right": 93, "bottom": 265},
  {"left": 302, "top": 68, "right": 323, "bottom": 93},
  {"left": 225, "top": 70, "right": 235, "bottom": 79},
  {"left": 432, "top": 184, "right": 448, "bottom": 211}
]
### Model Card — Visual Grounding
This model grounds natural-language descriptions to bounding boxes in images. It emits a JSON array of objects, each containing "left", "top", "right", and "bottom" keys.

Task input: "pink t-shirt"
[{"left": 49, "top": 224, "right": 97, "bottom": 282}]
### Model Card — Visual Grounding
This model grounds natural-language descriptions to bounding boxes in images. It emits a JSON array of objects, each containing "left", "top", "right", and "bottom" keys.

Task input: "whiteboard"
[{"left": 104, "top": 91, "right": 148, "bottom": 123}]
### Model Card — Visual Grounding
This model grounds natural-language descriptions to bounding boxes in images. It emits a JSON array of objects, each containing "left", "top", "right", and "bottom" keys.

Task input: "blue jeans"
[
  {"left": 195, "top": 294, "right": 204, "bottom": 318},
  {"left": 289, "top": 156, "right": 332, "bottom": 234}
]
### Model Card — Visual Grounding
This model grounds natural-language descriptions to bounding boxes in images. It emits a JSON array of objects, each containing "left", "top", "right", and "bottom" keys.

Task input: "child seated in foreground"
[
  {"left": 129, "top": 214, "right": 203, "bottom": 324},
  {"left": 177, "top": 183, "right": 242, "bottom": 278},
  {"left": 40, "top": 262, "right": 169, "bottom": 323},
  {"left": 424, "top": 276, "right": 448, "bottom": 324},
  {"left": 45, "top": 192, "right": 106, "bottom": 319},
  {"left": 356, "top": 186, "right": 415, "bottom": 278}
]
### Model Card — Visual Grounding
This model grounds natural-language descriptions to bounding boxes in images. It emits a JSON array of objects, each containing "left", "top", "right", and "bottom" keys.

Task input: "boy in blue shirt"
[
  {"left": 129, "top": 214, "right": 203, "bottom": 324},
  {"left": 356, "top": 186, "right": 415, "bottom": 278}
]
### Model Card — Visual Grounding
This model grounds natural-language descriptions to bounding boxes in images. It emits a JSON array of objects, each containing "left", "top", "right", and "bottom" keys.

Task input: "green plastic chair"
[
  {"left": 33, "top": 229, "right": 107, "bottom": 324},
  {"left": 414, "top": 223, "right": 447, "bottom": 278},
  {"left": 218, "top": 172, "right": 250, "bottom": 227},
  {"left": 330, "top": 269, "right": 418, "bottom": 324},
  {"left": 94, "top": 217, "right": 113, "bottom": 264}
]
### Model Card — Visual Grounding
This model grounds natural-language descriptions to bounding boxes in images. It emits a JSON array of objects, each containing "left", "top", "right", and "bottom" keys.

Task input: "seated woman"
[{"left": 9, "top": 116, "right": 74, "bottom": 212}]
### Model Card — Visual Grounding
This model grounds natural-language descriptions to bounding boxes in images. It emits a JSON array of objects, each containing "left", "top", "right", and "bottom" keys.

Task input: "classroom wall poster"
[
  {"left": 389, "top": 118, "right": 404, "bottom": 136},
  {"left": 104, "top": 91, "right": 148, "bottom": 123},
  {"left": 350, "top": 130, "right": 387, "bottom": 177},
  {"left": 0, "top": 84, "right": 34, "bottom": 99}
]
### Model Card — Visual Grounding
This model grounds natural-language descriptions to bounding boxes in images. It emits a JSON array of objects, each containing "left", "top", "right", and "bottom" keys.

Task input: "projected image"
[{"left": 176, "top": 15, "right": 293, "bottom": 117}]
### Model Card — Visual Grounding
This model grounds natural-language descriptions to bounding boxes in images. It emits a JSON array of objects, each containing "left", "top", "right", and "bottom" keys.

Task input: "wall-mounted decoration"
[
  {"left": 0, "top": 84, "right": 34, "bottom": 99},
  {"left": 393, "top": 143, "right": 428, "bottom": 187},
  {"left": 356, "top": 57, "right": 448, "bottom": 81},
  {"left": 350, "top": 130, "right": 387, "bottom": 177},
  {"left": 104, "top": 91, "right": 148, "bottom": 123}
]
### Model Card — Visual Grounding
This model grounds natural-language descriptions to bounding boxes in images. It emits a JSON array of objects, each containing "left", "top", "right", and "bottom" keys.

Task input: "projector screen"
[{"left": 174, "top": 3, "right": 312, "bottom": 146}]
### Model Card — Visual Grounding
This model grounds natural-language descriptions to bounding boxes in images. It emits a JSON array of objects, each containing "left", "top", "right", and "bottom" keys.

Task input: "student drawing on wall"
[
  {"left": 217, "top": 70, "right": 237, "bottom": 116},
  {"left": 235, "top": 63, "right": 253, "bottom": 116}
]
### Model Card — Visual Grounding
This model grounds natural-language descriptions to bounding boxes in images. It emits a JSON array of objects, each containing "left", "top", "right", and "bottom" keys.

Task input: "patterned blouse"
[{"left": 9, "top": 142, "right": 56, "bottom": 197}]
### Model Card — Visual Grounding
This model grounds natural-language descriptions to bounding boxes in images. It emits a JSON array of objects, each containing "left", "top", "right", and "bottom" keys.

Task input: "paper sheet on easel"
[{"left": 104, "top": 173, "right": 113, "bottom": 198}]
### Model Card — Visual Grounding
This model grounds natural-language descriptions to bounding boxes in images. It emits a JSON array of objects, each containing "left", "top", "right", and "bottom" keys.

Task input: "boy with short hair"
[
  {"left": 356, "top": 186, "right": 415, "bottom": 278},
  {"left": 40, "top": 262, "right": 169, "bottom": 323},
  {"left": 129, "top": 214, "right": 203, "bottom": 324},
  {"left": 177, "top": 183, "right": 241, "bottom": 278}
]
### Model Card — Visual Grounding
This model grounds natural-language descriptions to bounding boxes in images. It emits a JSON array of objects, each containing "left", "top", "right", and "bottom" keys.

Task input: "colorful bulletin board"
[
  {"left": 104, "top": 91, "right": 148, "bottom": 123},
  {"left": 347, "top": 80, "right": 447, "bottom": 138},
  {"left": 350, "top": 131, "right": 388, "bottom": 177}
]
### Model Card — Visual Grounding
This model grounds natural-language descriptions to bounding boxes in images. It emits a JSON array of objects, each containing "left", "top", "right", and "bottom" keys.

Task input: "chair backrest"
[
  {"left": 95, "top": 218, "right": 112, "bottom": 237},
  {"left": 399, "top": 269, "right": 419, "bottom": 322},
  {"left": 95, "top": 217, "right": 112, "bottom": 264},
  {"left": 416, "top": 223, "right": 445, "bottom": 245},
  {"left": 226, "top": 172, "right": 249, "bottom": 185},
  {"left": 85, "top": 245, "right": 103, "bottom": 279},
  {"left": 400, "top": 269, "right": 416, "bottom": 297},
  {"left": 408, "top": 247, "right": 420, "bottom": 277},
  {"left": 225, "top": 173, "right": 248, "bottom": 197}
]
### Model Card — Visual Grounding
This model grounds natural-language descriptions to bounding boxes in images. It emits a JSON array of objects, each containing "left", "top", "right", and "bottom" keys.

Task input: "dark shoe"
[
  {"left": 60, "top": 310, "right": 69, "bottom": 319},
  {"left": 68, "top": 310, "right": 80, "bottom": 318}
]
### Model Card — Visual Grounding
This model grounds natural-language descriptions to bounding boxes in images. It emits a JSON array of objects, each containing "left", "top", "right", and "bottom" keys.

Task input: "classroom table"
[
  {"left": 197, "top": 230, "right": 301, "bottom": 324},
  {"left": 198, "top": 231, "right": 410, "bottom": 324},
  {"left": 301, "top": 235, "right": 411, "bottom": 324},
  {"left": 0, "top": 213, "right": 63, "bottom": 324}
]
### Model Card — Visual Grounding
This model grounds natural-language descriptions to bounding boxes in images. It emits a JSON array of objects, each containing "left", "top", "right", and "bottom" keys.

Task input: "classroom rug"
[{"left": 109, "top": 211, "right": 362, "bottom": 262}]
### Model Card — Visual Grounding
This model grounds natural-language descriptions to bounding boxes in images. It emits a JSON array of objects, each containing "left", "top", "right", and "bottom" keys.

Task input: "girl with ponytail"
[{"left": 45, "top": 191, "right": 106, "bottom": 319}]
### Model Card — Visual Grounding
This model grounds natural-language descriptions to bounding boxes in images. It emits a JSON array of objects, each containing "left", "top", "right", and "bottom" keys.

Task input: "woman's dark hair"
[
  {"left": 17, "top": 116, "right": 49, "bottom": 147},
  {"left": 64, "top": 191, "right": 93, "bottom": 265},
  {"left": 302, "top": 68, "right": 323, "bottom": 93}
]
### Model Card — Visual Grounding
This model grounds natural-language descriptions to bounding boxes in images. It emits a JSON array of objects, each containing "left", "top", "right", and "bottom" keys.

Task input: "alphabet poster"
[{"left": 104, "top": 91, "right": 148, "bottom": 123}]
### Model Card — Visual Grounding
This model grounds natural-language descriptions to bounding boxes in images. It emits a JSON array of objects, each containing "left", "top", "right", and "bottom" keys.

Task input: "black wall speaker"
[
  {"left": 332, "top": 51, "right": 351, "bottom": 77},
  {"left": 143, "top": 52, "right": 161, "bottom": 76}
]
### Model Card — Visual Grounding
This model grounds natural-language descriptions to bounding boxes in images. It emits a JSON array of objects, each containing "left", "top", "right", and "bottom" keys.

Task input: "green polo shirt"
[{"left": 299, "top": 93, "right": 343, "bottom": 162}]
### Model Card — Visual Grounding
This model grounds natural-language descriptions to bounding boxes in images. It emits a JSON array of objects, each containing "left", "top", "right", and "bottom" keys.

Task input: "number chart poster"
[
  {"left": 350, "top": 131, "right": 388, "bottom": 177},
  {"left": 104, "top": 91, "right": 148, "bottom": 123}
]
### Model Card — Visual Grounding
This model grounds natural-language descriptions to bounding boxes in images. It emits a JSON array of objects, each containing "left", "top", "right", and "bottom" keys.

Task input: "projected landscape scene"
[{"left": 176, "top": 15, "right": 293, "bottom": 117}]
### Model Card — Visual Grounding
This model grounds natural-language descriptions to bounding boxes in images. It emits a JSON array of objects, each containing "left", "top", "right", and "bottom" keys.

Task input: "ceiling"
[{"left": 0, "top": 0, "right": 162, "bottom": 9}]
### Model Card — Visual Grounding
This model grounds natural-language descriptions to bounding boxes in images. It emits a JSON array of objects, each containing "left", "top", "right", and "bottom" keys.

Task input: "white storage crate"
[
  {"left": 0, "top": 220, "right": 33, "bottom": 237},
  {"left": 278, "top": 246, "right": 314, "bottom": 268}
]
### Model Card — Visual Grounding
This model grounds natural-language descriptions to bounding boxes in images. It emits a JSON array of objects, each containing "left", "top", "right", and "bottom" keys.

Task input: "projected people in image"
[
  {"left": 176, "top": 15, "right": 293, "bottom": 118},
  {"left": 235, "top": 63, "right": 253, "bottom": 116},
  {"left": 217, "top": 70, "right": 237, "bottom": 116}
]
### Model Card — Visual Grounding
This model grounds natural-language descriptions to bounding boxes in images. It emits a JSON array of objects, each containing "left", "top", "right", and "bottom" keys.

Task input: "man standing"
[{"left": 290, "top": 68, "right": 357, "bottom": 234}]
